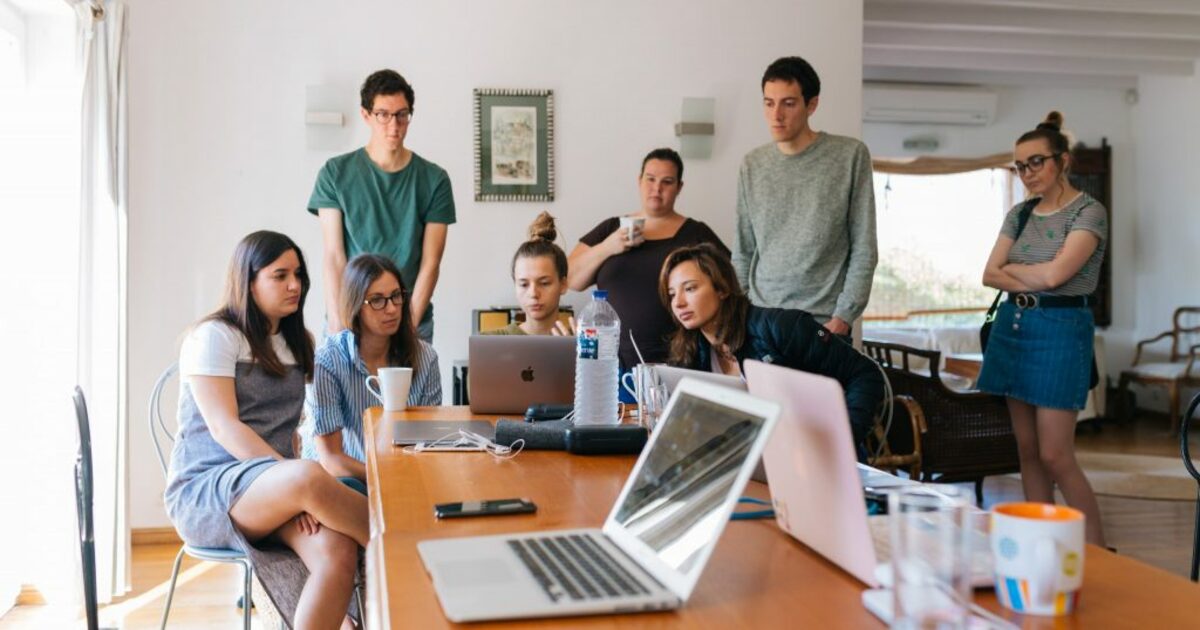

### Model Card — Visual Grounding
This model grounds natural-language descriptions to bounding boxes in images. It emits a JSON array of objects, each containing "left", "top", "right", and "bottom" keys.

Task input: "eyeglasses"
[
  {"left": 1013, "top": 153, "right": 1061, "bottom": 176},
  {"left": 364, "top": 290, "right": 405, "bottom": 311},
  {"left": 371, "top": 109, "right": 412, "bottom": 125}
]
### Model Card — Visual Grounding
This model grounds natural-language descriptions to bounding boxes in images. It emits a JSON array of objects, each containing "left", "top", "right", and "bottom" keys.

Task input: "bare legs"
[
  {"left": 229, "top": 459, "right": 368, "bottom": 546},
  {"left": 229, "top": 460, "right": 368, "bottom": 629},
  {"left": 1007, "top": 397, "right": 1106, "bottom": 546}
]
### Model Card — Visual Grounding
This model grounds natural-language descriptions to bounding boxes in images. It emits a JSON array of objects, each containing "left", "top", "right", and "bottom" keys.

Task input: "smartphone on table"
[{"left": 434, "top": 498, "right": 537, "bottom": 519}]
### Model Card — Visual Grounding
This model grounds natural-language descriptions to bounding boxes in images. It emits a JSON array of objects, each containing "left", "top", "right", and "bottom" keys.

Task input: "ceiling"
[{"left": 863, "top": 0, "right": 1200, "bottom": 89}]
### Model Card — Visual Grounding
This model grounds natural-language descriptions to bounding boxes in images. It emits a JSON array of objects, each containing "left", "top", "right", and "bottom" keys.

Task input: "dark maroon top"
[{"left": 579, "top": 217, "right": 730, "bottom": 368}]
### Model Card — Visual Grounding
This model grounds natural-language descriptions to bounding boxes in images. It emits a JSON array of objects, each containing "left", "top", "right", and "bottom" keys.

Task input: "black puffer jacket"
[{"left": 687, "top": 305, "right": 884, "bottom": 456}]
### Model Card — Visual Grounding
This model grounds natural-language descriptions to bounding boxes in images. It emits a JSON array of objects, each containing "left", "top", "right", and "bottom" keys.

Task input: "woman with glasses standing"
[
  {"left": 979, "top": 111, "right": 1108, "bottom": 545},
  {"left": 303, "top": 254, "right": 441, "bottom": 487}
]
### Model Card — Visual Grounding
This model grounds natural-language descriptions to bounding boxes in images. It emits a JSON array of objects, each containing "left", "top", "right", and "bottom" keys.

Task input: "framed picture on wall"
[{"left": 473, "top": 88, "right": 555, "bottom": 202}]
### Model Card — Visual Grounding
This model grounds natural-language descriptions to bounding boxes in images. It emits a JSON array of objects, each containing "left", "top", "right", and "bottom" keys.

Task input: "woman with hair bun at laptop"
[
  {"left": 486, "top": 211, "right": 575, "bottom": 336},
  {"left": 165, "top": 231, "right": 364, "bottom": 629},
  {"left": 303, "top": 254, "right": 441, "bottom": 488},
  {"left": 659, "top": 242, "right": 884, "bottom": 458}
]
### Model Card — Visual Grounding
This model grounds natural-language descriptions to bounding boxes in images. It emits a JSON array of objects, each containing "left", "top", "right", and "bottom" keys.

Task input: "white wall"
[
  {"left": 862, "top": 85, "right": 1138, "bottom": 367},
  {"left": 125, "top": 0, "right": 864, "bottom": 527},
  {"left": 1129, "top": 65, "right": 1200, "bottom": 411}
]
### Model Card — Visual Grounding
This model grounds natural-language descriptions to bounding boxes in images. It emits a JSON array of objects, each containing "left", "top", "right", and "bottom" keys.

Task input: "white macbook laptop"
[
  {"left": 417, "top": 378, "right": 781, "bottom": 622},
  {"left": 650, "top": 364, "right": 745, "bottom": 394},
  {"left": 468, "top": 335, "right": 575, "bottom": 414},
  {"left": 744, "top": 360, "right": 992, "bottom": 589}
]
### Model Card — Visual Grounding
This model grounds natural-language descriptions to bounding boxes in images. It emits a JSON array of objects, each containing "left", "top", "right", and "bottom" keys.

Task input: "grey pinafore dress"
[{"left": 164, "top": 333, "right": 325, "bottom": 627}]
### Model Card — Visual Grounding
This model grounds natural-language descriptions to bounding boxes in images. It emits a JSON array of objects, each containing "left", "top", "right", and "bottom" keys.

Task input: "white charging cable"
[{"left": 403, "top": 429, "right": 525, "bottom": 460}]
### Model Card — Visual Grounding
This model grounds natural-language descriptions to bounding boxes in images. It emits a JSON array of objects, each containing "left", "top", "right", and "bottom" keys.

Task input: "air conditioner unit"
[{"left": 863, "top": 84, "right": 997, "bottom": 126}]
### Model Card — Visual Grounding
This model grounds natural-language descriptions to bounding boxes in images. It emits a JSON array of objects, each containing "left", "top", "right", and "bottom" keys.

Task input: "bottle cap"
[{"left": 592, "top": 290, "right": 608, "bottom": 300}]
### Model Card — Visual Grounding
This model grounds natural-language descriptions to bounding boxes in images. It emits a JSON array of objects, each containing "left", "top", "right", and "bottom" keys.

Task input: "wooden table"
[
  {"left": 944, "top": 352, "right": 985, "bottom": 384},
  {"left": 364, "top": 406, "right": 1200, "bottom": 629}
]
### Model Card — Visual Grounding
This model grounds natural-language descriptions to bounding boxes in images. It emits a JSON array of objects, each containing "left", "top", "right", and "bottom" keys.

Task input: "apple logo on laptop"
[{"left": 521, "top": 366, "right": 535, "bottom": 382}]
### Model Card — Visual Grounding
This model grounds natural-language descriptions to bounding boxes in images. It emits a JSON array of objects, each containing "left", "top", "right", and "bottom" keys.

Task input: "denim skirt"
[{"left": 977, "top": 302, "right": 1094, "bottom": 410}]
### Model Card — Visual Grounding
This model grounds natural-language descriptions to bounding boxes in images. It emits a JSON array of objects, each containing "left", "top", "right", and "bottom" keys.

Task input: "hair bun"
[
  {"left": 527, "top": 211, "right": 558, "bottom": 243},
  {"left": 1037, "top": 110, "right": 1064, "bottom": 132}
]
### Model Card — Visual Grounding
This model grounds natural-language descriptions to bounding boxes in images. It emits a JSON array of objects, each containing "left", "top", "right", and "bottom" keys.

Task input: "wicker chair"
[{"left": 863, "top": 340, "right": 1019, "bottom": 505}]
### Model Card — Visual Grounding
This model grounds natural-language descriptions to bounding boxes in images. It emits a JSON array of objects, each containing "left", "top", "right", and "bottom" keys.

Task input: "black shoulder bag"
[{"left": 979, "top": 199, "right": 1038, "bottom": 352}]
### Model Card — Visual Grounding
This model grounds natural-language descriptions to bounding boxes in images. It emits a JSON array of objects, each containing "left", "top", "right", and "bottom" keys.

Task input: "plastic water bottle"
[{"left": 574, "top": 290, "right": 621, "bottom": 425}]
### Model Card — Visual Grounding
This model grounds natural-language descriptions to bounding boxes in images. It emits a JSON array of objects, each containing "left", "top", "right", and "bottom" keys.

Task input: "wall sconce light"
[
  {"left": 305, "top": 84, "right": 354, "bottom": 150},
  {"left": 675, "top": 97, "right": 715, "bottom": 159}
]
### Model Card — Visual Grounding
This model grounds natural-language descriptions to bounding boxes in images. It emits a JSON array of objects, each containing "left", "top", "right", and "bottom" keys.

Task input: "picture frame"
[{"left": 473, "top": 88, "right": 555, "bottom": 202}]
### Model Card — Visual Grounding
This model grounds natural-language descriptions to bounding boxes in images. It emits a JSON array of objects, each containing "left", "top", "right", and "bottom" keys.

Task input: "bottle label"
[{"left": 577, "top": 328, "right": 599, "bottom": 360}]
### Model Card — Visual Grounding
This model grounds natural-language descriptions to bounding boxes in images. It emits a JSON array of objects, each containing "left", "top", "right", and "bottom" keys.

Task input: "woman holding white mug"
[
  {"left": 568, "top": 148, "right": 728, "bottom": 390},
  {"left": 303, "top": 254, "right": 441, "bottom": 484}
]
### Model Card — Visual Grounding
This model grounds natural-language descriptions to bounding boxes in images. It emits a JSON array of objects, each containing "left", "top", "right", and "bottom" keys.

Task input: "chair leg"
[
  {"left": 355, "top": 581, "right": 366, "bottom": 627},
  {"left": 1192, "top": 492, "right": 1200, "bottom": 582},
  {"left": 1117, "top": 374, "right": 1132, "bottom": 423},
  {"left": 159, "top": 547, "right": 187, "bottom": 630},
  {"left": 242, "top": 561, "right": 254, "bottom": 630}
]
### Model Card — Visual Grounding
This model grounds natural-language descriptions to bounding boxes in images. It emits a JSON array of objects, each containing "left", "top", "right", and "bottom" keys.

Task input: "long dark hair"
[
  {"left": 658, "top": 243, "right": 749, "bottom": 367},
  {"left": 511, "top": 211, "right": 568, "bottom": 279},
  {"left": 339, "top": 254, "right": 419, "bottom": 372},
  {"left": 206, "top": 231, "right": 315, "bottom": 379}
]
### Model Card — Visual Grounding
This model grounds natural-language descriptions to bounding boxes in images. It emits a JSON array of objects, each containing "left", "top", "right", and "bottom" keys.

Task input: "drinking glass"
[{"left": 888, "top": 486, "right": 972, "bottom": 629}]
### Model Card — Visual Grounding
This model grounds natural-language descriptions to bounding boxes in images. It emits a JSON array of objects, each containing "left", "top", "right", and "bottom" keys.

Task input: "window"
[{"left": 865, "top": 168, "right": 1022, "bottom": 327}]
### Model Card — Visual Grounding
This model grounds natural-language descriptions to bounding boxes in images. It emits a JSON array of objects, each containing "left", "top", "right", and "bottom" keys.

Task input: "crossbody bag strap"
[{"left": 984, "top": 198, "right": 1040, "bottom": 321}]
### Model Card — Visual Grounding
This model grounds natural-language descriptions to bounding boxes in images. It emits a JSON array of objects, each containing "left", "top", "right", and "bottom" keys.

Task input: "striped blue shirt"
[{"left": 301, "top": 329, "right": 442, "bottom": 462}]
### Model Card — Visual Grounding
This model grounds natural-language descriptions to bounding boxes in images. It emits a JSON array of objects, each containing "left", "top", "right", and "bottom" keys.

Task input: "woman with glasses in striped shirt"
[{"left": 303, "top": 254, "right": 442, "bottom": 488}]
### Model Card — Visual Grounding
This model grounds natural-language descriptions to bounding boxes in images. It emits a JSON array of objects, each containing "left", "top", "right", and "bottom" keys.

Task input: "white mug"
[
  {"left": 365, "top": 367, "right": 413, "bottom": 411},
  {"left": 991, "top": 502, "right": 1085, "bottom": 616},
  {"left": 618, "top": 216, "right": 645, "bottom": 244}
]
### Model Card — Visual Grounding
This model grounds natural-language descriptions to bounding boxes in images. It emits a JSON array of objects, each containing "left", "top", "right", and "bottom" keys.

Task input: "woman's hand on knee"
[{"left": 294, "top": 512, "right": 321, "bottom": 535}]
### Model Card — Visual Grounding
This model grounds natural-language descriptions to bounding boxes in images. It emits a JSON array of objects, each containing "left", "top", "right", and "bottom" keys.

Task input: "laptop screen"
[{"left": 611, "top": 390, "right": 768, "bottom": 575}]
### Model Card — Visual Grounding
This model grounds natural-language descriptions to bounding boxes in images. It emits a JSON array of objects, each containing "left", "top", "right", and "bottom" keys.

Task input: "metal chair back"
[
  {"left": 149, "top": 363, "right": 178, "bottom": 478},
  {"left": 72, "top": 386, "right": 100, "bottom": 630},
  {"left": 1181, "top": 392, "right": 1200, "bottom": 581}
]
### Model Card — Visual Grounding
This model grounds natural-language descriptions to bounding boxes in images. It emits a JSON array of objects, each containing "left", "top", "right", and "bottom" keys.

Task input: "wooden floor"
[{"left": 3, "top": 413, "right": 1196, "bottom": 628}]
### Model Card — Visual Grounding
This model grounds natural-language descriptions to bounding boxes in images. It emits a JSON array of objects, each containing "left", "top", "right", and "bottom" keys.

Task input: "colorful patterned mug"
[{"left": 991, "top": 502, "right": 1085, "bottom": 616}]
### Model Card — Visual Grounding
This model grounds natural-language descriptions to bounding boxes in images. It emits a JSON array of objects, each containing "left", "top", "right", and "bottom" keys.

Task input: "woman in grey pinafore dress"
[{"left": 164, "top": 231, "right": 368, "bottom": 629}]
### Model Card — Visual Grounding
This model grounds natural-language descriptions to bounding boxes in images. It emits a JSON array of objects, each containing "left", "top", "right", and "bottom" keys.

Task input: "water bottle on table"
[{"left": 574, "top": 290, "right": 621, "bottom": 425}]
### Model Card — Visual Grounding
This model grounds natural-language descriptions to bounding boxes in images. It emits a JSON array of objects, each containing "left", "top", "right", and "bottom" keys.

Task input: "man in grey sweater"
[{"left": 734, "top": 56, "right": 877, "bottom": 336}]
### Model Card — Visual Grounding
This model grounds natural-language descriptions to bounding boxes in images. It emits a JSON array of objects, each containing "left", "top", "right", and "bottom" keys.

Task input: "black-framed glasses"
[
  {"left": 371, "top": 109, "right": 412, "bottom": 125},
  {"left": 1014, "top": 153, "right": 1061, "bottom": 175},
  {"left": 364, "top": 290, "right": 405, "bottom": 311}
]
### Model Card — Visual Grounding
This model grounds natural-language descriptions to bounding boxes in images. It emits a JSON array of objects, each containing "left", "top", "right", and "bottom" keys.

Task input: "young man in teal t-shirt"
[{"left": 309, "top": 69, "right": 456, "bottom": 342}]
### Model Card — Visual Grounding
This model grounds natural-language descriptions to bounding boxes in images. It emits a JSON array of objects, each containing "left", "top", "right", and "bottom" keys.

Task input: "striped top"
[
  {"left": 1001, "top": 192, "right": 1107, "bottom": 296},
  {"left": 301, "top": 329, "right": 442, "bottom": 463}
]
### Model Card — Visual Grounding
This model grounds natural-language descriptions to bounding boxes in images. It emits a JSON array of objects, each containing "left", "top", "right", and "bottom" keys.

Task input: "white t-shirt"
[{"left": 179, "top": 320, "right": 297, "bottom": 378}]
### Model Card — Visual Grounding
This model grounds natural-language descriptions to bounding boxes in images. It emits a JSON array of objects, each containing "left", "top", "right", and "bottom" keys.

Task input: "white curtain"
[{"left": 74, "top": 0, "right": 130, "bottom": 603}]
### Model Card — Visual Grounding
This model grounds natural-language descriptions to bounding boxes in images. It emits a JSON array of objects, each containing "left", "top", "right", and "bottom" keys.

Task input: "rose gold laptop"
[{"left": 744, "top": 360, "right": 880, "bottom": 586}]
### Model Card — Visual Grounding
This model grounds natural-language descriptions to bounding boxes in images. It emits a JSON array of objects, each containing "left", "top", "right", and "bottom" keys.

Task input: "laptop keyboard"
[{"left": 507, "top": 534, "right": 653, "bottom": 603}]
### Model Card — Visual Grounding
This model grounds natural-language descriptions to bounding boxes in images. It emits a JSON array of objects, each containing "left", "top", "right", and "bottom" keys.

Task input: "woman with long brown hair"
[
  {"left": 304, "top": 254, "right": 442, "bottom": 484},
  {"left": 979, "top": 111, "right": 1107, "bottom": 545},
  {"left": 165, "top": 231, "right": 365, "bottom": 629},
  {"left": 659, "top": 243, "right": 884, "bottom": 456}
]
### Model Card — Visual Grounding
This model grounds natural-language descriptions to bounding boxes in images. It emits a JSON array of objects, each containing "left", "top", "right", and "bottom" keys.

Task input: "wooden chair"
[
  {"left": 1118, "top": 306, "right": 1200, "bottom": 434},
  {"left": 863, "top": 340, "right": 1019, "bottom": 505}
]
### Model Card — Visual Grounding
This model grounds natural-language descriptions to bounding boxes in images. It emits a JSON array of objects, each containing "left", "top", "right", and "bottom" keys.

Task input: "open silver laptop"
[
  {"left": 468, "top": 335, "right": 575, "bottom": 414},
  {"left": 743, "top": 360, "right": 992, "bottom": 588},
  {"left": 417, "top": 378, "right": 781, "bottom": 622}
]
